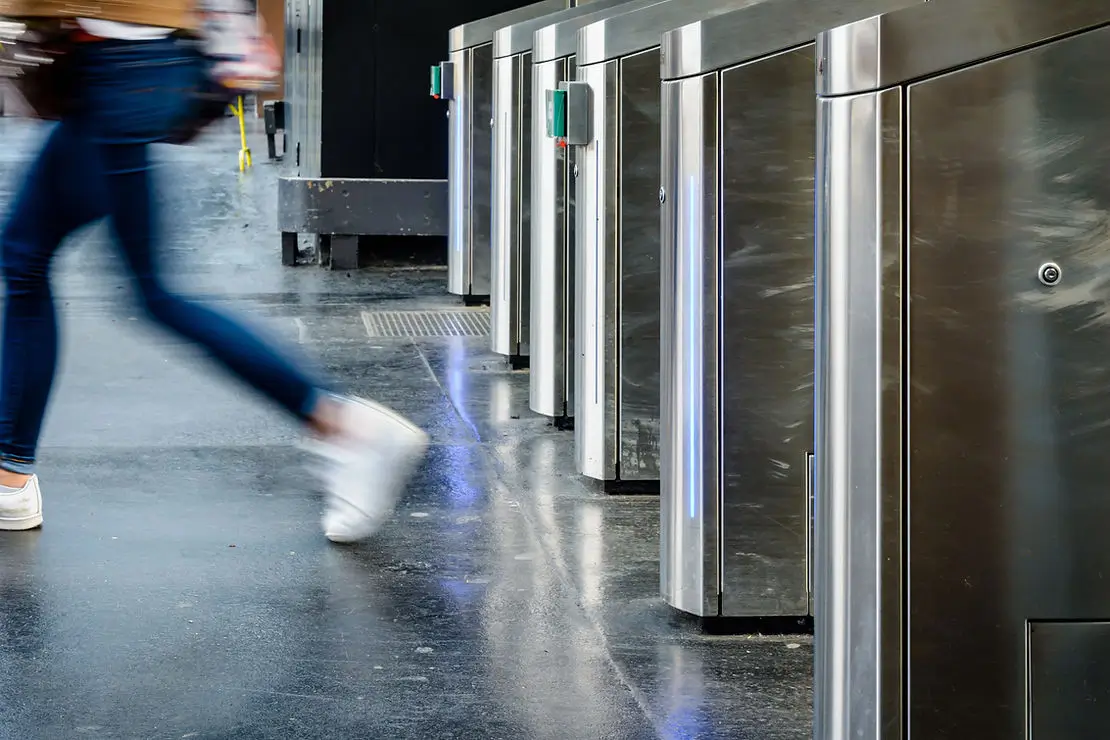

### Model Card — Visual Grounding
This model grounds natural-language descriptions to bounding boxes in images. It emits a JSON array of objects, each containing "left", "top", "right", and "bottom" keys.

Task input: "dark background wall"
[{"left": 320, "top": 0, "right": 540, "bottom": 178}]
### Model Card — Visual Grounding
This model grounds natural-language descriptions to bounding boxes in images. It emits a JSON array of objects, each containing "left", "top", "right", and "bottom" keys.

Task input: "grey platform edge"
[{"left": 278, "top": 177, "right": 448, "bottom": 268}]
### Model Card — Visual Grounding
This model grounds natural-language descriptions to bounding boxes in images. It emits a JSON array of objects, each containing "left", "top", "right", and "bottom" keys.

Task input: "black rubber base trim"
[
  {"left": 669, "top": 610, "right": 814, "bottom": 637},
  {"left": 601, "top": 479, "right": 660, "bottom": 496}
]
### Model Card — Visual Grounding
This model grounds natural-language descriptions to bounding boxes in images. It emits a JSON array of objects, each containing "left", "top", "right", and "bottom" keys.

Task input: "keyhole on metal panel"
[{"left": 1038, "top": 262, "right": 1062, "bottom": 286}]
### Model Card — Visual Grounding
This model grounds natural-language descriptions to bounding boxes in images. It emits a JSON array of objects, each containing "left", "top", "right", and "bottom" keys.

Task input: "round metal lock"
[
  {"left": 658, "top": 187, "right": 666, "bottom": 205},
  {"left": 572, "top": 164, "right": 579, "bottom": 179},
  {"left": 490, "top": 117, "right": 494, "bottom": 128},
  {"left": 1038, "top": 262, "right": 1062, "bottom": 287}
]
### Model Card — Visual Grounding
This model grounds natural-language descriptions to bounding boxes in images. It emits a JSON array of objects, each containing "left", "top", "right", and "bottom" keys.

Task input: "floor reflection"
[{"left": 0, "top": 116, "right": 812, "bottom": 739}]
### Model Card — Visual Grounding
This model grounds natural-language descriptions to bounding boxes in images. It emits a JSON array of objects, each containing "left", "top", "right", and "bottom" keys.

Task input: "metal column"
[
  {"left": 529, "top": 0, "right": 665, "bottom": 425},
  {"left": 445, "top": 0, "right": 568, "bottom": 304},
  {"left": 571, "top": 0, "right": 765, "bottom": 487},
  {"left": 814, "top": 2, "right": 1110, "bottom": 737},
  {"left": 283, "top": 0, "right": 323, "bottom": 180},
  {"left": 279, "top": 0, "right": 323, "bottom": 265},
  {"left": 490, "top": 0, "right": 636, "bottom": 367},
  {"left": 657, "top": 0, "right": 922, "bottom": 622}
]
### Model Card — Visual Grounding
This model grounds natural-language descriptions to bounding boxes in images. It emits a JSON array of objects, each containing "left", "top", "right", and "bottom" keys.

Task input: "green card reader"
[
  {"left": 430, "top": 62, "right": 454, "bottom": 101},
  {"left": 545, "top": 81, "right": 590, "bottom": 148},
  {"left": 429, "top": 65, "right": 442, "bottom": 98}
]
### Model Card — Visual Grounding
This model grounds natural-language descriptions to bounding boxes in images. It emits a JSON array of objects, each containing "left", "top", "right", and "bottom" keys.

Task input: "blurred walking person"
[{"left": 0, "top": 1, "right": 427, "bottom": 542}]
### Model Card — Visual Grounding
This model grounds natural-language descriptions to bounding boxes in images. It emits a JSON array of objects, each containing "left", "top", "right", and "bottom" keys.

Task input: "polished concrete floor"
[{"left": 0, "top": 118, "right": 813, "bottom": 739}]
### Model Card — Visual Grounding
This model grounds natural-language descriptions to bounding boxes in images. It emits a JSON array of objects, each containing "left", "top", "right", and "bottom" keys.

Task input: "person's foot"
[
  {"left": 0, "top": 475, "right": 42, "bottom": 531},
  {"left": 312, "top": 397, "right": 428, "bottom": 544}
]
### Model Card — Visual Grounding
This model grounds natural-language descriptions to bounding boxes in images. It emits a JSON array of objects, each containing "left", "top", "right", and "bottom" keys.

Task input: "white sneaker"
[
  {"left": 313, "top": 397, "right": 429, "bottom": 544},
  {"left": 0, "top": 475, "right": 43, "bottom": 531}
]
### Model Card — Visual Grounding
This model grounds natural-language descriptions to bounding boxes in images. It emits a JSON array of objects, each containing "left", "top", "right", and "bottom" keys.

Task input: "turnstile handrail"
[
  {"left": 818, "top": 0, "right": 1110, "bottom": 96},
  {"left": 449, "top": 0, "right": 568, "bottom": 52},
  {"left": 576, "top": 0, "right": 768, "bottom": 66},
  {"left": 494, "top": 0, "right": 637, "bottom": 59},
  {"left": 660, "top": 0, "right": 923, "bottom": 81},
  {"left": 533, "top": 0, "right": 667, "bottom": 62}
]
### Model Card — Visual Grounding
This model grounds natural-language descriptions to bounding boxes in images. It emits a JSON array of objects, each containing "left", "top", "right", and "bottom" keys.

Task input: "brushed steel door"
[
  {"left": 662, "top": 47, "right": 817, "bottom": 619},
  {"left": 616, "top": 48, "right": 663, "bottom": 482},
  {"left": 470, "top": 42, "right": 495, "bottom": 298},
  {"left": 718, "top": 47, "right": 815, "bottom": 617},
  {"left": 817, "top": 21, "right": 1110, "bottom": 740},
  {"left": 906, "top": 27, "right": 1110, "bottom": 739}
]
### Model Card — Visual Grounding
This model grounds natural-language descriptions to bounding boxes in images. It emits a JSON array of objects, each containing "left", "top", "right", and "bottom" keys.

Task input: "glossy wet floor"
[{"left": 0, "top": 118, "right": 812, "bottom": 739}]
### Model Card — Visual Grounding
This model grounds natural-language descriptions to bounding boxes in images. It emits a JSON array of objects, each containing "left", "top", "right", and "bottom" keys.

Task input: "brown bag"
[{"left": 0, "top": 2, "right": 194, "bottom": 30}]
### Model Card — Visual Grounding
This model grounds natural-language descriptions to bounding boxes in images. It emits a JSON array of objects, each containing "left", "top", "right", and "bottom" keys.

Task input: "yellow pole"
[{"left": 232, "top": 96, "right": 252, "bottom": 172}]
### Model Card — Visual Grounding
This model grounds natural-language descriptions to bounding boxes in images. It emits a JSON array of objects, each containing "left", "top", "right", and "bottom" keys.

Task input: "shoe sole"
[{"left": 0, "top": 513, "right": 42, "bottom": 531}]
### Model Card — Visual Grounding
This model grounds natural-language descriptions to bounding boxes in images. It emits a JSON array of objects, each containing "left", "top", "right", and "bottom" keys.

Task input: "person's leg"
[
  {"left": 79, "top": 36, "right": 428, "bottom": 542},
  {"left": 100, "top": 145, "right": 427, "bottom": 541},
  {"left": 0, "top": 122, "right": 106, "bottom": 474},
  {"left": 0, "top": 121, "right": 107, "bottom": 527},
  {"left": 100, "top": 143, "right": 328, "bottom": 425}
]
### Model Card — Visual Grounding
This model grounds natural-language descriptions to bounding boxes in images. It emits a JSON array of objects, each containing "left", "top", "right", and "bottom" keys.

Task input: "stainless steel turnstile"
[
  {"left": 490, "top": 0, "right": 636, "bottom": 367},
  {"left": 814, "top": 2, "right": 1110, "bottom": 738},
  {"left": 444, "top": 1, "right": 568, "bottom": 305},
  {"left": 658, "top": 0, "right": 921, "bottom": 621},
  {"left": 570, "top": 0, "right": 762, "bottom": 485},
  {"left": 529, "top": 0, "right": 665, "bottom": 424}
]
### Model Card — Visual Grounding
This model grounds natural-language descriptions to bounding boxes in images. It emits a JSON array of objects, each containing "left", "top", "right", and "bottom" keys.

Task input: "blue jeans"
[{"left": 0, "top": 37, "right": 324, "bottom": 473}]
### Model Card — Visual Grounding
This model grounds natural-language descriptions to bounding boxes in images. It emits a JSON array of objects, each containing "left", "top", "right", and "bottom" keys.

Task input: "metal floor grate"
[{"left": 361, "top": 309, "right": 491, "bottom": 338}]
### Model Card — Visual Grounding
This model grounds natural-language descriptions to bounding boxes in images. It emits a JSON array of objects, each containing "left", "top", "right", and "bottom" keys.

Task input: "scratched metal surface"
[
  {"left": 906, "top": 24, "right": 1110, "bottom": 739},
  {"left": 616, "top": 48, "right": 663, "bottom": 482},
  {"left": 718, "top": 46, "right": 816, "bottom": 618}
]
